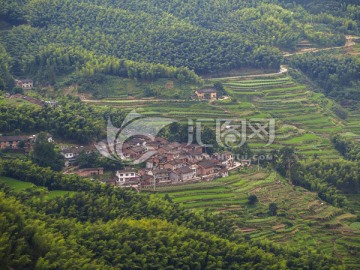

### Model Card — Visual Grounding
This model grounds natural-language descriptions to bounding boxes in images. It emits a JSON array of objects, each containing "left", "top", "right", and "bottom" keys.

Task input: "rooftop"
[
  {"left": 197, "top": 160, "right": 216, "bottom": 169},
  {"left": 196, "top": 88, "right": 217, "bottom": 94},
  {"left": 0, "top": 135, "right": 29, "bottom": 142},
  {"left": 175, "top": 166, "right": 193, "bottom": 174}
]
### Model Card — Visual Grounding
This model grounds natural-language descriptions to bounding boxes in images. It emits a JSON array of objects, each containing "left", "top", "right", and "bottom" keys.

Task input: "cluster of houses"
[
  {"left": 0, "top": 133, "right": 53, "bottom": 151},
  {"left": 112, "top": 136, "right": 251, "bottom": 188}
]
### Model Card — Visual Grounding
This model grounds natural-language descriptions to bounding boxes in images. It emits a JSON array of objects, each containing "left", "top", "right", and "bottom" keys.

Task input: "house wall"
[
  {"left": 170, "top": 172, "right": 179, "bottom": 182},
  {"left": 116, "top": 171, "right": 137, "bottom": 182},
  {"left": 0, "top": 140, "right": 26, "bottom": 149},
  {"left": 181, "top": 172, "right": 193, "bottom": 181},
  {"left": 198, "top": 166, "right": 215, "bottom": 176}
]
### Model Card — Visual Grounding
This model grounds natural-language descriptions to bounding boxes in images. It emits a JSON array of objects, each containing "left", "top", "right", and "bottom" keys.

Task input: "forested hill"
[
  {"left": 0, "top": 159, "right": 343, "bottom": 269},
  {"left": 0, "top": 0, "right": 358, "bottom": 87}
]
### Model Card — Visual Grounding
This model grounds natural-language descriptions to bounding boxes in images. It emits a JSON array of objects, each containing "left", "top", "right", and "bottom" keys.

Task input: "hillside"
[
  {"left": 0, "top": 161, "right": 344, "bottom": 269},
  {"left": 1, "top": 0, "right": 360, "bottom": 269},
  {"left": 0, "top": 0, "right": 358, "bottom": 90}
]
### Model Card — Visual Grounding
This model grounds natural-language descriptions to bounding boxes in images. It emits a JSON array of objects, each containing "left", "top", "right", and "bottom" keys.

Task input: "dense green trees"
[
  {"left": 0, "top": 97, "right": 108, "bottom": 143},
  {"left": 248, "top": 194, "right": 258, "bottom": 205},
  {"left": 331, "top": 134, "right": 360, "bottom": 160},
  {"left": 269, "top": 202, "right": 278, "bottom": 216},
  {"left": 0, "top": 159, "right": 344, "bottom": 269},
  {"left": 0, "top": 0, "right": 282, "bottom": 78},
  {"left": 30, "top": 132, "right": 64, "bottom": 171},
  {"left": 75, "top": 151, "right": 123, "bottom": 171},
  {"left": 289, "top": 53, "right": 360, "bottom": 102},
  {"left": 23, "top": 44, "right": 201, "bottom": 83},
  {"left": 271, "top": 147, "right": 349, "bottom": 207},
  {"left": 0, "top": 44, "right": 14, "bottom": 90},
  {"left": 0, "top": 0, "right": 356, "bottom": 88}
]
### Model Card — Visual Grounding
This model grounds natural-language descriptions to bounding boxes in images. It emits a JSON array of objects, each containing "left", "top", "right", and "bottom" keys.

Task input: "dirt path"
[
  {"left": 82, "top": 98, "right": 188, "bottom": 103},
  {"left": 208, "top": 35, "right": 358, "bottom": 81},
  {"left": 283, "top": 35, "right": 358, "bottom": 57},
  {"left": 81, "top": 36, "right": 358, "bottom": 103},
  {"left": 207, "top": 65, "right": 288, "bottom": 80}
]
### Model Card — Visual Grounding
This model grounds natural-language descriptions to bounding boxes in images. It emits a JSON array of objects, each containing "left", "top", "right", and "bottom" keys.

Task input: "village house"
[
  {"left": 140, "top": 174, "right": 154, "bottom": 187},
  {"left": 181, "top": 144, "right": 203, "bottom": 154},
  {"left": 15, "top": 79, "right": 33, "bottom": 90},
  {"left": 61, "top": 146, "right": 91, "bottom": 167},
  {"left": 0, "top": 135, "right": 30, "bottom": 150},
  {"left": 151, "top": 169, "right": 171, "bottom": 184},
  {"left": 186, "top": 150, "right": 204, "bottom": 162},
  {"left": 194, "top": 88, "right": 217, "bottom": 100},
  {"left": 30, "top": 133, "right": 54, "bottom": 143},
  {"left": 157, "top": 145, "right": 173, "bottom": 155},
  {"left": 146, "top": 155, "right": 166, "bottom": 169},
  {"left": 214, "top": 151, "right": 234, "bottom": 168},
  {"left": 197, "top": 160, "right": 217, "bottom": 176},
  {"left": 168, "top": 142, "right": 181, "bottom": 150},
  {"left": 165, "top": 150, "right": 182, "bottom": 161},
  {"left": 240, "top": 159, "right": 252, "bottom": 167},
  {"left": 116, "top": 169, "right": 139, "bottom": 186},
  {"left": 170, "top": 166, "right": 196, "bottom": 182},
  {"left": 163, "top": 160, "right": 186, "bottom": 171}
]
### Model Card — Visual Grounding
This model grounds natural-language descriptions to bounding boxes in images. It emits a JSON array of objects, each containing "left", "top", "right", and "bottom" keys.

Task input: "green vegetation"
[
  {"left": 31, "top": 132, "right": 64, "bottom": 171},
  {"left": 0, "top": 96, "right": 115, "bottom": 143},
  {"left": 0, "top": 0, "right": 357, "bottom": 92},
  {"left": 289, "top": 53, "right": 360, "bottom": 103},
  {"left": 0, "top": 176, "right": 34, "bottom": 190},
  {"left": 0, "top": 160, "right": 344, "bottom": 269},
  {"left": 0, "top": 0, "right": 360, "bottom": 268},
  {"left": 154, "top": 170, "right": 360, "bottom": 268}
]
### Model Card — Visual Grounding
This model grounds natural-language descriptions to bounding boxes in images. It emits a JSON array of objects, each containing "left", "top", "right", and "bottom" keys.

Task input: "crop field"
[{"left": 153, "top": 170, "right": 360, "bottom": 267}]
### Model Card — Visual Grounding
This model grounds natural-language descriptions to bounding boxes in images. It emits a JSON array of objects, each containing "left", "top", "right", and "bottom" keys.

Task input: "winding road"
[{"left": 82, "top": 35, "right": 358, "bottom": 103}]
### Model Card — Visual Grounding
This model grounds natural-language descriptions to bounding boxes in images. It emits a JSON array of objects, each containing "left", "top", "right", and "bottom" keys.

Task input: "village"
[
  {"left": 0, "top": 79, "right": 252, "bottom": 189},
  {"left": 0, "top": 132, "right": 252, "bottom": 189},
  {"left": 63, "top": 135, "right": 252, "bottom": 189}
]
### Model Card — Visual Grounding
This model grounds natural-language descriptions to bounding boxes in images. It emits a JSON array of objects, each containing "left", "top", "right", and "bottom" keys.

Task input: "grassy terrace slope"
[
  {"left": 152, "top": 170, "right": 360, "bottom": 268},
  {"left": 88, "top": 74, "right": 345, "bottom": 159},
  {"left": 0, "top": 176, "right": 75, "bottom": 198},
  {"left": 213, "top": 74, "right": 344, "bottom": 158}
]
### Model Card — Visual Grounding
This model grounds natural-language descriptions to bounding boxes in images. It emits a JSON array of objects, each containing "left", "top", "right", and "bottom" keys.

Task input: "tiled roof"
[
  {"left": 196, "top": 88, "right": 217, "bottom": 93},
  {"left": 197, "top": 160, "right": 216, "bottom": 169},
  {"left": 0, "top": 136, "right": 29, "bottom": 142},
  {"left": 175, "top": 166, "right": 193, "bottom": 174}
]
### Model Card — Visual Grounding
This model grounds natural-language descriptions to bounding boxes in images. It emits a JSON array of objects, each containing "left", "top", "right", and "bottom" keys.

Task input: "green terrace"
[
  {"left": 152, "top": 170, "right": 360, "bottom": 268},
  {"left": 87, "top": 75, "right": 350, "bottom": 159},
  {"left": 0, "top": 176, "right": 76, "bottom": 199}
]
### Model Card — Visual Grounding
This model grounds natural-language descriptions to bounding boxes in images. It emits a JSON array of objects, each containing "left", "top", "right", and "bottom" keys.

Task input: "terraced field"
[
  {"left": 211, "top": 75, "right": 344, "bottom": 159},
  {"left": 153, "top": 170, "right": 360, "bottom": 268},
  {"left": 0, "top": 176, "right": 76, "bottom": 198},
  {"left": 87, "top": 73, "right": 350, "bottom": 159}
]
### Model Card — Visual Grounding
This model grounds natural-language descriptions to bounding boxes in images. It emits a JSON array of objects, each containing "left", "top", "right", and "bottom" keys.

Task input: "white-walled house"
[{"left": 116, "top": 169, "right": 139, "bottom": 186}]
